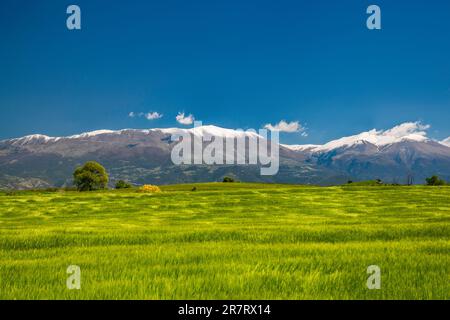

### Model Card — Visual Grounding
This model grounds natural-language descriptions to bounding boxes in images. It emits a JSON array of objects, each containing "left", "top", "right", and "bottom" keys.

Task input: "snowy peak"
[
  {"left": 285, "top": 122, "right": 435, "bottom": 152},
  {"left": 318, "top": 122, "right": 430, "bottom": 151},
  {"left": 157, "top": 125, "right": 262, "bottom": 139},
  {"left": 441, "top": 137, "right": 450, "bottom": 147},
  {"left": 9, "top": 134, "right": 59, "bottom": 146},
  {"left": 67, "top": 130, "right": 116, "bottom": 139},
  {"left": 3, "top": 125, "right": 263, "bottom": 146},
  {"left": 281, "top": 144, "right": 321, "bottom": 152}
]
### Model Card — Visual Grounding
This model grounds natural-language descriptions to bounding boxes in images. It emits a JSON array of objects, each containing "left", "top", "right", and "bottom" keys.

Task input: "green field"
[{"left": 0, "top": 183, "right": 449, "bottom": 299}]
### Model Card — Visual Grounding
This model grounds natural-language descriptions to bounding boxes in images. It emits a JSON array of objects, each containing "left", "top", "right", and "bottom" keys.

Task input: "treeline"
[{"left": 347, "top": 175, "right": 448, "bottom": 186}]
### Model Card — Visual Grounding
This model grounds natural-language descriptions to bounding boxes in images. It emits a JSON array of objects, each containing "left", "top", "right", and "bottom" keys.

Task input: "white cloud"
[
  {"left": 145, "top": 112, "right": 163, "bottom": 120},
  {"left": 176, "top": 112, "right": 195, "bottom": 125},
  {"left": 129, "top": 111, "right": 163, "bottom": 120},
  {"left": 264, "top": 120, "right": 304, "bottom": 133}
]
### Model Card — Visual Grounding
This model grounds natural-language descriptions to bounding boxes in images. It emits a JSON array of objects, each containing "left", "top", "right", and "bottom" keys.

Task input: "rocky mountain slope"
[{"left": 1, "top": 123, "right": 449, "bottom": 189}]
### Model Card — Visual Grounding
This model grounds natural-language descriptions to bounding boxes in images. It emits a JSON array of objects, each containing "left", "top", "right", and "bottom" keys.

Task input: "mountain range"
[{"left": 0, "top": 122, "right": 449, "bottom": 189}]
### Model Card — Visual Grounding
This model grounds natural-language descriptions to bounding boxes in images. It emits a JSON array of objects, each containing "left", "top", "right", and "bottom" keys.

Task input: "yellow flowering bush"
[{"left": 139, "top": 184, "right": 161, "bottom": 193}]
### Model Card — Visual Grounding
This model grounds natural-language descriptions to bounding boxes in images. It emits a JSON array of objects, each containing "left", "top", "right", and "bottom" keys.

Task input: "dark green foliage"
[
  {"left": 73, "top": 161, "right": 109, "bottom": 191},
  {"left": 343, "top": 180, "right": 383, "bottom": 186},
  {"left": 425, "top": 175, "right": 447, "bottom": 186},
  {"left": 115, "top": 180, "right": 132, "bottom": 189},
  {"left": 223, "top": 176, "right": 235, "bottom": 183}
]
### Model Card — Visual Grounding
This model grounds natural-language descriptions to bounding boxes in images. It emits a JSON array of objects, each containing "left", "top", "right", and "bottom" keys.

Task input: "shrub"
[
  {"left": 223, "top": 176, "right": 235, "bottom": 183},
  {"left": 73, "top": 161, "right": 109, "bottom": 191},
  {"left": 343, "top": 180, "right": 384, "bottom": 186},
  {"left": 139, "top": 184, "right": 161, "bottom": 193},
  {"left": 425, "top": 175, "right": 447, "bottom": 186},
  {"left": 115, "top": 180, "right": 132, "bottom": 189}
]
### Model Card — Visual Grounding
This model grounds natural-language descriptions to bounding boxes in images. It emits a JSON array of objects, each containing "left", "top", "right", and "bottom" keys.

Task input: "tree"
[
  {"left": 223, "top": 176, "right": 235, "bottom": 183},
  {"left": 73, "top": 161, "right": 109, "bottom": 191},
  {"left": 425, "top": 175, "right": 446, "bottom": 186},
  {"left": 115, "top": 180, "right": 132, "bottom": 189}
]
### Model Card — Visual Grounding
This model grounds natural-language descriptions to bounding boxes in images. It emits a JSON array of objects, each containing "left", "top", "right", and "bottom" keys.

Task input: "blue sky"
[{"left": 0, "top": 0, "right": 449, "bottom": 144}]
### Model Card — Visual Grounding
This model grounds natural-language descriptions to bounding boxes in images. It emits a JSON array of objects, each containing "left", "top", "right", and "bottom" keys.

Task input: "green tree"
[
  {"left": 115, "top": 180, "right": 132, "bottom": 189},
  {"left": 223, "top": 176, "right": 235, "bottom": 183},
  {"left": 425, "top": 175, "right": 446, "bottom": 186},
  {"left": 73, "top": 161, "right": 109, "bottom": 191}
]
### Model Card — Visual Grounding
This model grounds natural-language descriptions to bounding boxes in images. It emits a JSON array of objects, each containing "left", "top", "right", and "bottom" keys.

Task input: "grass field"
[{"left": 0, "top": 183, "right": 449, "bottom": 299}]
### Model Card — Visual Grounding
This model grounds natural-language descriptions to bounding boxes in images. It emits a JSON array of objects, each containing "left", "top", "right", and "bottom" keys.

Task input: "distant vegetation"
[
  {"left": 115, "top": 180, "right": 132, "bottom": 189},
  {"left": 73, "top": 161, "right": 109, "bottom": 191},
  {"left": 426, "top": 175, "right": 447, "bottom": 186},
  {"left": 222, "top": 176, "right": 235, "bottom": 183},
  {"left": 347, "top": 176, "right": 448, "bottom": 186},
  {"left": 17, "top": 158, "right": 449, "bottom": 193},
  {"left": 346, "top": 179, "right": 384, "bottom": 186}
]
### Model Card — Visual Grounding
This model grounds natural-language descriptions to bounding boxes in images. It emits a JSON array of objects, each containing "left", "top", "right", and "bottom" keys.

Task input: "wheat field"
[{"left": 0, "top": 183, "right": 449, "bottom": 299}]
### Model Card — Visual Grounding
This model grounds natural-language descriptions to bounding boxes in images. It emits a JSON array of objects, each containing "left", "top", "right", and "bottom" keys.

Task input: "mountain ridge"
[
  {"left": 6, "top": 122, "right": 448, "bottom": 152},
  {"left": 1, "top": 122, "right": 449, "bottom": 189}
]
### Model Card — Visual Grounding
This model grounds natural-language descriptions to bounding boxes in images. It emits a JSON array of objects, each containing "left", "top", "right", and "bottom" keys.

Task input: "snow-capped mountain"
[
  {"left": 282, "top": 122, "right": 450, "bottom": 184},
  {"left": 283, "top": 122, "right": 432, "bottom": 152},
  {"left": 281, "top": 144, "right": 321, "bottom": 152},
  {"left": 6, "top": 125, "right": 262, "bottom": 146},
  {"left": 0, "top": 123, "right": 449, "bottom": 189}
]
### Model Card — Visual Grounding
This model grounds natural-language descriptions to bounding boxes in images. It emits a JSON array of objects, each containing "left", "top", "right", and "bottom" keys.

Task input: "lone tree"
[
  {"left": 73, "top": 161, "right": 109, "bottom": 191},
  {"left": 425, "top": 175, "right": 447, "bottom": 186}
]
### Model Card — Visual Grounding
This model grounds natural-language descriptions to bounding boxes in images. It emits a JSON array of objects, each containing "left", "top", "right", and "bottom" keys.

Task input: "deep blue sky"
[{"left": 0, "top": 0, "right": 449, "bottom": 143}]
